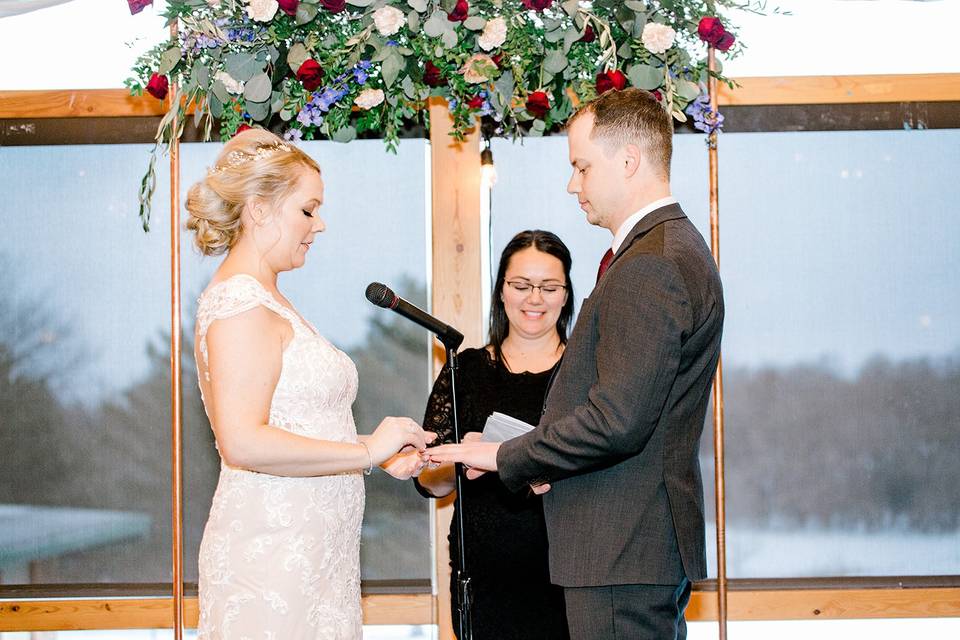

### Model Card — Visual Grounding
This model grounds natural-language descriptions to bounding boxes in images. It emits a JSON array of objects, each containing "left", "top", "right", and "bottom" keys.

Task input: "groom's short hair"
[{"left": 569, "top": 87, "right": 673, "bottom": 180}]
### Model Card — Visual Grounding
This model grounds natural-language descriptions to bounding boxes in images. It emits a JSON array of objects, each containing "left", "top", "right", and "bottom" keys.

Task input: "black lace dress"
[{"left": 415, "top": 347, "right": 569, "bottom": 640}]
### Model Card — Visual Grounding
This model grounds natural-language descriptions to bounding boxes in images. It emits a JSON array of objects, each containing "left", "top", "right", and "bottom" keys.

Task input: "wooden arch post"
[
  {"left": 707, "top": 46, "right": 729, "bottom": 640},
  {"left": 167, "top": 20, "right": 186, "bottom": 640},
  {"left": 427, "top": 97, "right": 484, "bottom": 640}
]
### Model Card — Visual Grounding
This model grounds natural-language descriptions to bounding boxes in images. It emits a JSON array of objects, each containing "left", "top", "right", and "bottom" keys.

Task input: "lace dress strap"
[{"left": 196, "top": 274, "right": 294, "bottom": 371}]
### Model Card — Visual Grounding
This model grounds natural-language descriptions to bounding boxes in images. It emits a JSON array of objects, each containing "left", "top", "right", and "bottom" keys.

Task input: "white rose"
[
  {"left": 641, "top": 22, "right": 676, "bottom": 55},
  {"left": 460, "top": 53, "right": 497, "bottom": 84},
  {"left": 215, "top": 70, "right": 245, "bottom": 95},
  {"left": 207, "top": 0, "right": 221, "bottom": 6},
  {"left": 245, "top": 0, "right": 279, "bottom": 22},
  {"left": 477, "top": 17, "right": 507, "bottom": 51},
  {"left": 372, "top": 6, "right": 406, "bottom": 37},
  {"left": 355, "top": 88, "right": 385, "bottom": 110}
]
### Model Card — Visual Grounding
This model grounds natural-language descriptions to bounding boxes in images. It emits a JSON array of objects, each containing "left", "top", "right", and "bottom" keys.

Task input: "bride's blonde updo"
[{"left": 185, "top": 128, "right": 321, "bottom": 256}]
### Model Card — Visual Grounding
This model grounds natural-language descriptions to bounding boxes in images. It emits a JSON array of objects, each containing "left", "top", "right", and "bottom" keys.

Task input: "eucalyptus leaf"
[
  {"left": 193, "top": 61, "right": 210, "bottom": 89},
  {"left": 407, "top": 10, "right": 420, "bottom": 33},
  {"left": 224, "top": 52, "right": 262, "bottom": 82},
  {"left": 627, "top": 63, "right": 663, "bottom": 90},
  {"left": 543, "top": 17, "right": 561, "bottom": 31},
  {"left": 346, "top": 0, "right": 375, "bottom": 6},
  {"left": 614, "top": 5, "right": 634, "bottom": 32},
  {"left": 677, "top": 79, "right": 700, "bottom": 102},
  {"left": 463, "top": 16, "right": 486, "bottom": 31},
  {"left": 287, "top": 43, "right": 310, "bottom": 74},
  {"left": 296, "top": 3, "right": 318, "bottom": 25},
  {"left": 332, "top": 125, "right": 358, "bottom": 143},
  {"left": 386, "top": 91, "right": 399, "bottom": 107},
  {"left": 407, "top": 0, "right": 428, "bottom": 11},
  {"left": 440, "top": 28, "right": 458, "bottom": 49},
  {"left": 544, "top": 28, "right": 565, "bottom": 44},
  {"left": 245, "top": 98, "right": 270, "bottom": 122},
  {"left": 244, "top": 73, "right": 272, "bottom": 103},
  {"left": 632, "top": 14, "right": 647, "bottom": 39},
  {"left": 617, "top": 40, "right": 633, "bottom": 60},
  {"left": 561, "top": 0, "right": 579, "bottom": 17},
  {"left": 544, "top": 49, "right": 568, "bottom": 74},
  {"left": 211, "top": 79, "right": 230, "bottom": 104},
  {"left": 280, "top": 108, "right": 293, "bottom": 121},
  {"left": 624, "top": 0, "right": 645, "bottom": 11},
  {"left": 209, "top": 92, "right": 224, "bottom": 119},
  {"left": 423, "top": 12, "right": 446, "bottom": 38},
  {"left": 381, "top": 53, "right": 404, "bottom": 88},
  {"left": 440, "top": 0, "right": 456, "bottom": 12},
  {"left": 157, "top": 46, "right": 181, "bottom": 75},
  {"left": 563, "top": 27, "right": 580, "bottom": 54},
  {"left": 529, "top": 119, "right": 546, "bottom": 137},
  {"left": 402, "top": 74, "right": 417, "bottom": 100},
  {"left": 494, "top": 69, "right": 514, "bottom": 104}
]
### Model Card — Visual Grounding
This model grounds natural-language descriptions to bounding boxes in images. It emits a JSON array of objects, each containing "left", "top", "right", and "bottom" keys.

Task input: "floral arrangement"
[{"left": 128, "top": 0, "right": 753, "bottom": 228}]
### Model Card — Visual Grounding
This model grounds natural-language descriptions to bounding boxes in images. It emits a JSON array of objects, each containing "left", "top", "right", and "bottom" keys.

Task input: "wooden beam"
[
  {"left": 3, "top": 588, "right": 957, "bottom": 631},
  {"left": 1, "top": 74, "right": 958, "bottom": 120},
  {"left": 0, "top": 594, "right": 434, "bottom": 631},
  {"left": 687, "top": 587, "right": 960, "bottom": 621},
  {"left": 719, "top": 74, "right": 960, "bottom": 105},
  {"left": 0, "top": 89, "right": 165, "bottom": 118}
]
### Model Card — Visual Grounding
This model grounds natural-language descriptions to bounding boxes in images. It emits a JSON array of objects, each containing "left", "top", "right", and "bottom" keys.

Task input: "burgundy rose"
[
  {"left": 698, "top": 17, "right": 734, "bottom": 50},
  {"left": 595, "top": 70, "right": 627, "bottom": 95},
  {"left": 652, "top": 90, "right": 663, "bottom": 102},
  {"left": 145, "top": 73, "right": 169, "bottom": 100},
  {"left": 278, "top": 0, "right": 299, "bottom": 16},
  {"left": 522, "top": 0, "right": 553, "bottom": 11},
  {"left": 127, "top": 0, "right": 152, "bottom": 15},
  {"left": 320, "top": 0, "right": 346, "bottom": 13},
  {"left": 296, "top": 59, "right": 325, "bottom": 92},
  {"left": 715, "top": 31, "right": 736, "bottom": 52},
  {"left": 424, "top": 61, "right": 445, "bottom": 87},
  {"left": 467, "top": 94, "right": 485, "bottom": 110},
  {"left": 579, "top": 25, "right": 596, "bottom": 43},
  {"left": 233, "top": 124, "right": 253, "bottom": 137},
  {"left": 491, "top": 53, "right": 504, "bottom": 69},
  {"left": 525, "top": 91, "right": 550, "bottom": 119},
  {"left": 447, "top": 0, "right": 469, "bottom": 22}
]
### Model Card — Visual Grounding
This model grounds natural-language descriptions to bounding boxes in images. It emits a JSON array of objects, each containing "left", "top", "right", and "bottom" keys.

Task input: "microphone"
[{"left": 365, "top": 282, "right": 464, "bottom": 350}]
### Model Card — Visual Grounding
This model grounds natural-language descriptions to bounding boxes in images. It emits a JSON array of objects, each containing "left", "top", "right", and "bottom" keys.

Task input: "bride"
[{"left": 186, "top": 128, "right": 431, "bottom": 639}]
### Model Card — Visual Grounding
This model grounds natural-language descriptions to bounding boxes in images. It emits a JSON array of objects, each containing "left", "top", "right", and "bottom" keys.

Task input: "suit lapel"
[{"left": 609, "top": 203, "right": 687, "bottom": 269}]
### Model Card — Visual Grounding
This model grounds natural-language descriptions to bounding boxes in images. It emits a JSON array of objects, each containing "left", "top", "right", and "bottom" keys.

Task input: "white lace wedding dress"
[{"left": 195, "top": 274, "right": 365, "bottom": 639}]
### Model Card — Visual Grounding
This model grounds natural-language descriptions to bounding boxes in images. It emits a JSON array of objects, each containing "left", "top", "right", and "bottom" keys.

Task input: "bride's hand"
[
  {"left": 366, "top": 417, "right": 436, "bottom": 465},
  {"left": 381, "top": 449, "right": 427, "bottom": 480}
]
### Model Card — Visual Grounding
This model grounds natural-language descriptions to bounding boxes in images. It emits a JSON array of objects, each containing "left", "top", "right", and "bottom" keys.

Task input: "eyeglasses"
[{"left": 504, "top": 280, "right": 567, "bottom": 298}]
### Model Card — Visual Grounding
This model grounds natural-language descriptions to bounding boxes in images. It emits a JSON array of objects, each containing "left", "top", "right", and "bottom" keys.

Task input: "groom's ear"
[{"left": 622, "top": 143, "right": 642, "bottom": 178}]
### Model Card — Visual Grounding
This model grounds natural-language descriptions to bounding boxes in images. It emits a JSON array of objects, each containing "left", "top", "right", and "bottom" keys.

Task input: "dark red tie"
[{"left": 596, "top": 248, "right": 614, "bottom": 283}]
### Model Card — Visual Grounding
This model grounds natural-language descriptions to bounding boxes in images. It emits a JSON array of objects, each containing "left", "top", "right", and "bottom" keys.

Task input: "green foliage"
[{"left": 128, "top": 1, "right": 753, "bottom": 226}]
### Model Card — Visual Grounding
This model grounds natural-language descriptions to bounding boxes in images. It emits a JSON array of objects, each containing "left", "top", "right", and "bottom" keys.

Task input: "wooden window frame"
[{"left": 1, "top": 74, "right": 959, "bottom": 634}]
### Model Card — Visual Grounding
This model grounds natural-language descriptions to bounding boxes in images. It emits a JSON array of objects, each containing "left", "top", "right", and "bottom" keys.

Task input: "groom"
[{"left": 429, "top": 88, "right": 724, "bottom": 639}]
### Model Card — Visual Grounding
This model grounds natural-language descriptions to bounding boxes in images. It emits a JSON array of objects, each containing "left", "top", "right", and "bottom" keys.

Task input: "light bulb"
[{"left": 480, "top": 147, "right": 497, "bottom": 188}]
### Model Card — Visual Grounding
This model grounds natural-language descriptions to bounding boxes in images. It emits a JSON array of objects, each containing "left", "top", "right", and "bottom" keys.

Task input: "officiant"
[{"left": 414, "top": 230, "right": 573, "bottom": 640}]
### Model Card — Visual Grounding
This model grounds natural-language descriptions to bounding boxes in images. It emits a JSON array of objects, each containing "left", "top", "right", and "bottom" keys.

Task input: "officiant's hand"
[{"left": 427, "top": 440, "right": 500, "bottom": 479}]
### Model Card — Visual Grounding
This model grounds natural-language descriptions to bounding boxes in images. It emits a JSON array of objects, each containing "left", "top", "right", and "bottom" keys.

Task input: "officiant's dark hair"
[{"left": 489, "top": 230, "right": 574, "bottom": 367}]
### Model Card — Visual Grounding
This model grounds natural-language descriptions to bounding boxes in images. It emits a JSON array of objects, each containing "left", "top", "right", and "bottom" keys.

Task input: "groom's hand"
[{"left": 427, "top": 439, "right": 501, "bottom": 478}]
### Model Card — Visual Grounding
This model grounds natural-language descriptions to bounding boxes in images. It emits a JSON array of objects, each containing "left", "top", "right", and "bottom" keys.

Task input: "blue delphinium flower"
[
  {"left": 685, "top": 93, "right": 724, "bottom": 135},
  {"left": 284, "top": 128, "right": 304, "bottom": 142}
]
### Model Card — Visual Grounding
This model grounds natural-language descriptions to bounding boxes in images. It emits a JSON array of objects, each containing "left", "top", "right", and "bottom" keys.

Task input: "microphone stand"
[{"left": 445, "top": 345, "right": 473, "bottom": 640}]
